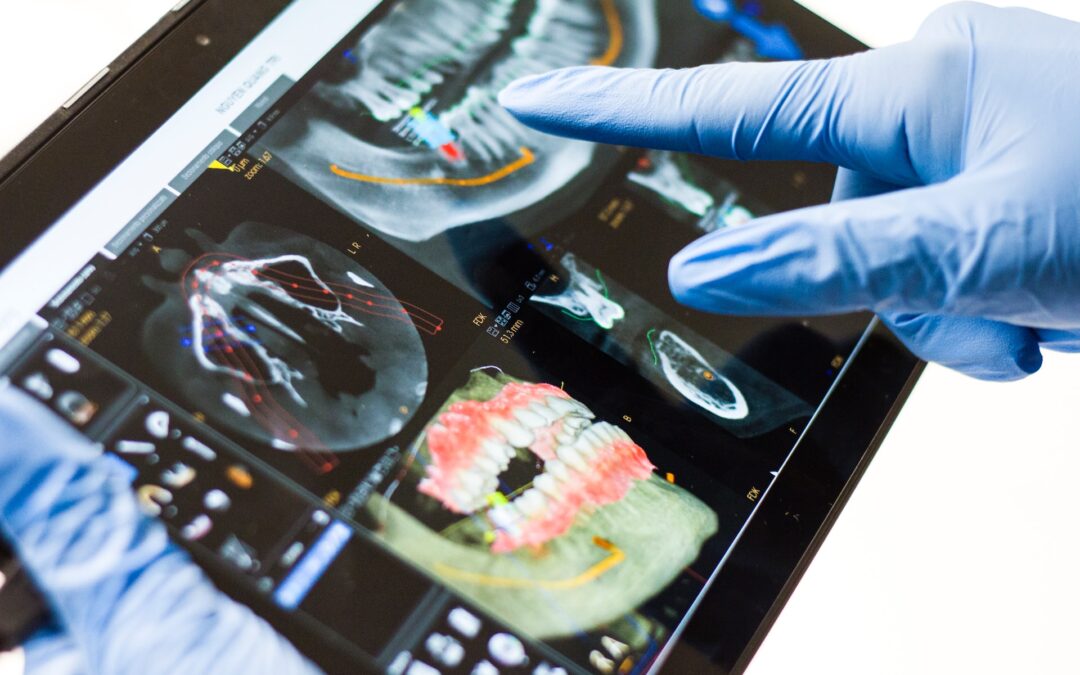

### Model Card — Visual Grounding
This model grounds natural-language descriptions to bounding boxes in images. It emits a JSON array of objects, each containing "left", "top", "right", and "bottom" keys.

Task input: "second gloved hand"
[
  {"left": 0, "top": 387, "right": 321, "bottom": 675},
  {"left": 499, "top": 2, "right": 1080, "bottom": 381}
]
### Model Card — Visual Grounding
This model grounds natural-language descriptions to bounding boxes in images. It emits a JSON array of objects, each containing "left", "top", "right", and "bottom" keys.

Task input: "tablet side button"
[{"left": 62, "top": 68, "right": 111, "bottom": 110}]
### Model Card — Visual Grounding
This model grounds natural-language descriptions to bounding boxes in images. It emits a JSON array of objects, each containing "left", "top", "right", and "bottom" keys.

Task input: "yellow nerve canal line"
[
  {"left": 591, "top": 0, "right": 624, "bottom": 66},
  {"left": 329, "top": 147, "right": 535, "bottom": 187},
  {"left": 434, "top": 537, "right": 625, "bottom": 590}
]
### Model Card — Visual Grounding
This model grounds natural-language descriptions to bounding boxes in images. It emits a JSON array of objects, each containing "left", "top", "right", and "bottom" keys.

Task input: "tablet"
[{"left": 0, "top": 1, "right": 922, "bottom": 673}]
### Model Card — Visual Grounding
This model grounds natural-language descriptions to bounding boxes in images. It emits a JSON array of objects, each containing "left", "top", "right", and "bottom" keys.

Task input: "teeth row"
[
  {"left": 450, "top": 437, "right": 517, "bottom": 511},
  {"left": 486, "top": 422, "right": 634, "bottom": 540},
  {"left": 440, "top": 0, "right": 605, "bottom": 161},
  {"left": 516, "top": 396, "right": 592, "bottom": 428},
  {"left": 484, "top": 395, "right": 594, "bottom": 450},
  {"left": 342, "top": 0, "right": 517, "bottom": 121},
  {"left": 489, "top": 477, "right": 561, "bottom": 535},
  {"left": 556, "top": 422, "right": 627, "bottom": 471},
  {"left": 441, "top": 95, "right": 523, "bottom": 164},
  {"left": 445, "top": 394, "right": 597, "bottom": 512},
  {"left": 341, "top": 0, "right": 608, "bottom": 149}
]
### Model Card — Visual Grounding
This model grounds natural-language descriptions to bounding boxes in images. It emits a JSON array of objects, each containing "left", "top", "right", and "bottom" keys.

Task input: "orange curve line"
[
  {"left": 330, "top": 147, "right": 535, "bottom": 187},
  {"left": 433, "top": 536, "right": 625, "bottom": 590},
  {"left": 591, "top": 0, "right": 624, "bottom": 66}
]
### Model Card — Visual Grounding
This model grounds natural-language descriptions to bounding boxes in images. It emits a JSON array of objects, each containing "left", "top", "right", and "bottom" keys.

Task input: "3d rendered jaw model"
[
  {"left": 261, "top": 0, "right": 659, "bottom": 242},
  {"left": 367, "top": 370, "right": 718, "bottom": 639},
  {"left": 140, "top": 223, "right": 433, "bottom": 469}
]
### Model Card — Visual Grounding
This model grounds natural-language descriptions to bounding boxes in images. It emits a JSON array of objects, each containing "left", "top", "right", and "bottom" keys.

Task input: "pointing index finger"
[{"left": 499, "top": 51, "right": 923, "bottom": 186}]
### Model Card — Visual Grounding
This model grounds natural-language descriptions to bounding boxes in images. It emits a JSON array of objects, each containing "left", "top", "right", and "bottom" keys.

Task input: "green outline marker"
[
  {"left": 561, "top": 310, "right": 595, "bottom": 322},
  {"left": 595, "top": 269, "right": 611, "bottom": 298},
  {"left": 646, "top": 328, "right": 660, "bottom": 366}
]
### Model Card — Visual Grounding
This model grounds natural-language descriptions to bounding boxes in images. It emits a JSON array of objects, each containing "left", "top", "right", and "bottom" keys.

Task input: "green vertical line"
[
  {"left": 646, "top": 329, "right": 660, "bottom": 366},
  {"left": 595, "top": 269, "right": 611, "bottom": 299}
]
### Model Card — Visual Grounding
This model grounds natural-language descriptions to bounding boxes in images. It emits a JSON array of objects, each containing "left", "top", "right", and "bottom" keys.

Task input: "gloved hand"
[
  {"left": 0, "top": 386, "right": 321, "bottom": 675},
  {"left": 499, "top": 2, "right": 1080, "bottom": 381}
]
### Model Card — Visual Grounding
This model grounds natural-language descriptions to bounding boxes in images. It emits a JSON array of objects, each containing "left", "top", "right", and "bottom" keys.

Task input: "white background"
[{"left": 0, "top": 1, "right": 1079, "bottom": 674}]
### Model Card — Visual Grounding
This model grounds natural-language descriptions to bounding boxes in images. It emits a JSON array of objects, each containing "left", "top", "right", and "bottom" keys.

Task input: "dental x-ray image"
[
  {"left": 367, "top": 368, "right": 718, "bottom": 641},
  {"left": 261, "top": 0, "right": 659, "bottom": 243},
  {"left": 628, "top": 149, "right": 767, "bottom": 234},
  {"left": 139, "top": 222, "right": 432, "bottom": 467},
  {"left": 531, "top": 252, "right": 810, "bottom": 436}
]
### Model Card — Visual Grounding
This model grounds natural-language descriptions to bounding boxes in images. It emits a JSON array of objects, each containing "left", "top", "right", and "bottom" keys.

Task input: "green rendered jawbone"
[
  {"left": 365, "top": 371, "right": 719, "bottom": 639},
  {"left": 367, "top": 477, "right": 716, "bottom": 639}
]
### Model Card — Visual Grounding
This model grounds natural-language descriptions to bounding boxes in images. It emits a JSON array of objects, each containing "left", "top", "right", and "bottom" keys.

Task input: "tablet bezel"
[{"left": 0, "top": 1, "right": 924, "bottom": 672}]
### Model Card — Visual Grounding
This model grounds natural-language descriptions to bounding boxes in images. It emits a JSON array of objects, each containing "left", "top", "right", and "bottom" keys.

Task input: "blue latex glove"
[
  {"left": 499, "top": 2, "right": 1080, "bottom": 381},
  {"left": 0, "top": 386, "right": 321, "bottom": 675}
]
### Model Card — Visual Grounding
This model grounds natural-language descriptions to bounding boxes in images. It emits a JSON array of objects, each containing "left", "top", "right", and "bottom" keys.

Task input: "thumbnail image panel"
[
  {"left": 260, "top": 0, "right": 659, "bottom": 242},
  {"left": 531, "top": 251, "right": 810, "bottom": 437},
  {"left": 367, "top": 367, "right": 718, "bottom": 647},
  {"left": 627, "top": 149, "right": 770, "bottom": 235},
  {"left": 140, "top": 222, "right": 431, "bottom": 463}
]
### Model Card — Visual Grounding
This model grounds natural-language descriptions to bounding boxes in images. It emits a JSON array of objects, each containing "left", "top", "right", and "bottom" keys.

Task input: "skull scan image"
[
  {"left": 261, "top": 0, "right": 659, "bottom": 242},
  {"left": 368, "top": 370, "right": 718, "bottom": 639},
  {"left": 141, "top": 223, "right": 431, "bottom": 460}
]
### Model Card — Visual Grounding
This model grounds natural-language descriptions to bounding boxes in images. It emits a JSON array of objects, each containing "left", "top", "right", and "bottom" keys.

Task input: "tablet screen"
[{"left": 0, "top": 1, "right": 874, "bottom": 672}]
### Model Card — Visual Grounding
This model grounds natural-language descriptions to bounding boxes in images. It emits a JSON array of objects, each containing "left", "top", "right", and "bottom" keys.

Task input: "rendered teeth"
[
  {"left": 512, "top": 407, "right": 547, "bottom": 429},
  {"left": 580, "top": 425, "right": 604, "bottom": 447},
  {"left": 556, "top": 445, "right": 588, "bottom": 471},
  {"left": 563, "top": 416, "right": 590, "bottom": 431},
  {"left": 482, "top": 438, "right": 514, "bottom": 463},
  {"left": 489, "top": 505, "right": 522, "bottom": 531},
  {"left": 544, "top": 397, "right": 577, "bottom": 416},
  {"left": 593, "top": 423, "right": 618, "bottom": 443},
  {"left": 490, "top": 416, "right": 535, "bottom": 448},
  {"left": 452, "top": 488, "right": 482, "bottom": 511},
  {"left": 572, "top": 401, "right": 596, "bottom": 419},
  {"left": 529, "top": 402, "right": 561, "bottom": 425},
  {"left": 590, "top": 650, "right": 616, "bottom": 674},
  {"left": 458, "top": 470, "right": 487, "bottom": 494},
  {"left": 515, "top": 489, "right": 545, "bottom": 516},
  {"left": 573, "top": 434, "right": 599, "bottom": 458},
  {"left": 555, "top": 432, "right": 577, "bottom": 446},
  {"left": 533, "top": 473, "right": 559, "bottom": 498},
  {"left": 474, "top": 455, "right": 501, "bottom": 476},
  {"left": 544, "top": 459, "right": 570, "bottom": 482},
  {"left": 602, "top": 636, "right": 630, "bottom": 661}
]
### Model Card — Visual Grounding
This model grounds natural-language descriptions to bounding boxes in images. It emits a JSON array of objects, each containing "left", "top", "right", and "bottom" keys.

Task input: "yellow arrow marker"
[{"left": 208, "top": 160, "right": 233, "bottom": 171}]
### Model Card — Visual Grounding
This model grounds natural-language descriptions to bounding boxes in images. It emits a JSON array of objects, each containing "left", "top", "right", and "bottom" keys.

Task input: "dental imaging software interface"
[{"left": 0, "top": 1, "right": 870, "bottom": 673}]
